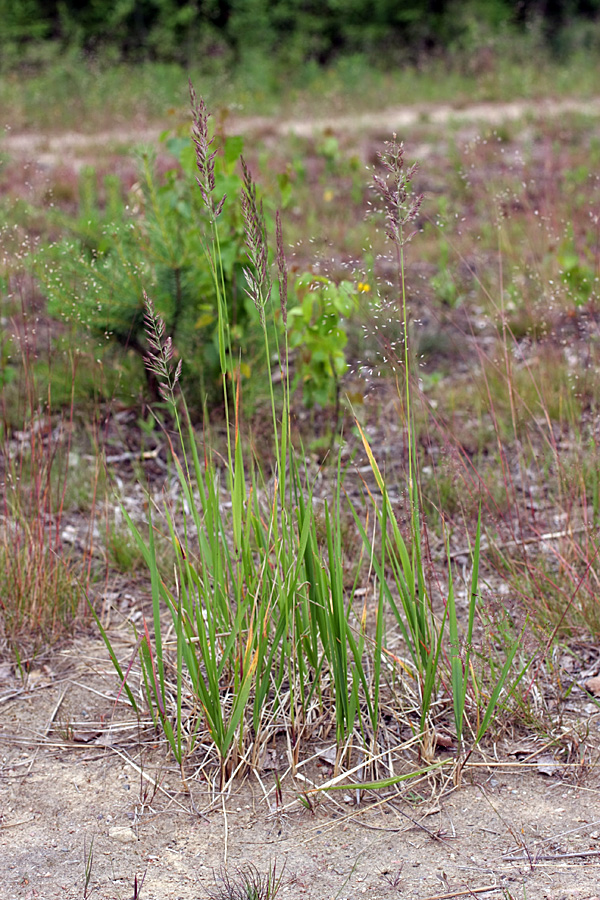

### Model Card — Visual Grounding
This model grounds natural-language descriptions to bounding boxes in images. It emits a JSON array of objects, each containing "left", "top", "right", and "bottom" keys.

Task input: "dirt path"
[{"left": 3, "top": 96, "right": 600, "bottom": 169}]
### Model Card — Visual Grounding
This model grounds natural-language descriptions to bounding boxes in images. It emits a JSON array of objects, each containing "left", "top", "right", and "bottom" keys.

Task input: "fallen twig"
[
  {"left": 504, "top": 849, "right": 600, "bottom": 863},
  {"left": 419, "top": 885, "right": 501, "bottom": 899},
  {"left": 448, "top": 522, "right": 593, "bottom": 561}
]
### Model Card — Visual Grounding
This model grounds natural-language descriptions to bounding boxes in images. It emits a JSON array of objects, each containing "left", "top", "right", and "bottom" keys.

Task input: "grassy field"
[
  {"left": 1, "top": 54, "right": 600, "bottom": 810},
  {"left": 2, "top": 44, "right": 600, "bottom": 131}
]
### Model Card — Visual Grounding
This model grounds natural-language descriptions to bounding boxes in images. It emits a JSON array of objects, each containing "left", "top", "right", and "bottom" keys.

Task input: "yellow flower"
[
  {"left": 357, "top": 282, "right": 371, "bottom": 293},
  {"left": 323, "top": 189, "right": 334, "bottom": 203}
]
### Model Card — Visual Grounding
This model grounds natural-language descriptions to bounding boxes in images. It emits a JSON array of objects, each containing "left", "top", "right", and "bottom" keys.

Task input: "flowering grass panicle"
[
  {"left": 373, "top": 136, "right": 423, "bottom": 247},
  {"left": 276, "top": 210, "right": 288, "bottom": 327},
  {"left": 189, "top": 80, "right": 225, "bottom": 218},
  {"left": 240, "top": 157, "right": 271, "bottom": 324},
  {"left": 143, "top": 292, "right": 182, "bottom": 405}
]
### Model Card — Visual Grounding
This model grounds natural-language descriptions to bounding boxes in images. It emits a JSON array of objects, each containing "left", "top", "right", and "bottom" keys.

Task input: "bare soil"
[
  {"left": 3, "top": 96, "right": 600, "bottom": 900},
  {"left": 2, "top": 636, "right": 600, "bottom": 900}
]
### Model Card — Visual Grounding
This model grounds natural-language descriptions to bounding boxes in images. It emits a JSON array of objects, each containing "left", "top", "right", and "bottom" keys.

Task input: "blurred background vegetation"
[
  {"left": 2, "top": 0, "right": 599, "bottom": 131},
  {"left": 3, "top": 0, "right": 600, "bottom": 72}
]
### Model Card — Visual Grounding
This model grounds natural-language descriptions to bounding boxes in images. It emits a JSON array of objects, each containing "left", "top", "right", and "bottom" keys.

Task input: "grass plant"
[
  {"left": 208, "top": 862, "right": 284, "bottom": 900},
  {"left": 359, "top": 138, "right": 524, "bottom": 761},
  {"left": 82, "top": 836, "right": 94, "bottom": 899},
  {"left": 93, "top": 91, "right": 523, "bottom": 792}
]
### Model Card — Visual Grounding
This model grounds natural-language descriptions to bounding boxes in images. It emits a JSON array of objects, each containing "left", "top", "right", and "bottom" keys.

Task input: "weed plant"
[{"left": 94, "top": 90, "right": 521, "bottom": 792}]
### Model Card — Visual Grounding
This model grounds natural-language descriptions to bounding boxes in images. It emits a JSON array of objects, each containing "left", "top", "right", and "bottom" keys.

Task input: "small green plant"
[
  {"left": 0, "top": 334, "right": 17, "bottom": 393},
  {"left": 208, "top": 863, "right": 284, "bottom": 900},
  {"left": 82, "top": 835, "right": 94, "bottom": 899},
  {"left": 315, "top": 133, "right": 363, "bottom": 203},
  {"left": 430, "top": 238, "right": 463, "bottom": 308},
  {"left": 287, "top": 272, "right": 359, "bottom": 408},
  {"left": 106, "top": 523, "right": 147, "bottom": 574},
  {"left": 316, "top": 134, "right": 344, "bottom": 176},
  {"left": 557, "top": 239, "right": 595, "bottom": 306}
]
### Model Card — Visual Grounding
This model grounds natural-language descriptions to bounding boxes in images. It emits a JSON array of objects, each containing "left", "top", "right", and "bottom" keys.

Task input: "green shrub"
[
  {"left": 37, "top": 125, "right": 360, "bottom": 413},
  {"left": 6, "top": 0, "right": 599, "bottom": 68}
]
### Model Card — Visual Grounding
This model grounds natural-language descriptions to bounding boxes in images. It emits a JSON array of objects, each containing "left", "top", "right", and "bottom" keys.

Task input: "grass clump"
[
  {"left": 0, "top": 516, "right": 80, "bottom": 654},
  {"left": 93, "top": 90, "right": 522, "bottom": 792},
  {"left": 208, "top": 863, "right": 284, "bottom": 900}
]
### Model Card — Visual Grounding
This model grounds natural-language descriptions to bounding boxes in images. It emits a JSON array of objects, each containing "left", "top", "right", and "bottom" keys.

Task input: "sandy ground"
[{"left": 2, "top": 634, "right": 600, "bottom": 900}]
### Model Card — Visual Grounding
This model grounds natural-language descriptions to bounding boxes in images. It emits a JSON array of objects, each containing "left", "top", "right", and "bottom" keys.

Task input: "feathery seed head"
[
  {"left": 276, "top": 211, "right": 288, "bottom": 327},
  {"left": 189, "top": 81, "right": 226, "bottom": 218},
  {"left": 373, "top": 136, "right": 423, "bottom": 247},
  {"left": 143, "top": 292, "right": 181, "bottom": 404},
  {"left": 240, "top": 156, "right": 271, "bottom": 323}
]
